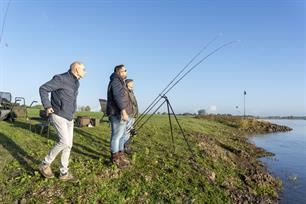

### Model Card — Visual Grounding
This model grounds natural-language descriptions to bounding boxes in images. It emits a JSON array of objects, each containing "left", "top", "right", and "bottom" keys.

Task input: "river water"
[{"left": 250, "top": 119, "right": 306, "bottom": 204}]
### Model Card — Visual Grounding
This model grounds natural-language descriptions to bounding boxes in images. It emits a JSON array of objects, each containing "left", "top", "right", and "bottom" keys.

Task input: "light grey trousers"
[{"left": 43, "top": 113, "right": 74, "bottom": 174}]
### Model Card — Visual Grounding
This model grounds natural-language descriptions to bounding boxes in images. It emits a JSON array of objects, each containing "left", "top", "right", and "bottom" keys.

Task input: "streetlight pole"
[{"left": 243, "top": 90, "right": 247, "bottom": 118}]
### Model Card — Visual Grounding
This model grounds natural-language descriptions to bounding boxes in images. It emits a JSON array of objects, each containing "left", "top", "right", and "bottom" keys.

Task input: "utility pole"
[{"left": 243, "top": 90, "right": 247, "bottom": 118}]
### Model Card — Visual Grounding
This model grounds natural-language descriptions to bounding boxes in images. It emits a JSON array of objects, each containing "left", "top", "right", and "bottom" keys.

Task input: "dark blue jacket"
[
  {"left": 39, "top": 71, "right": 79, "bottom": 121},
  {"left": 106, "top": 73, "right": 132, "bottom": 116}
]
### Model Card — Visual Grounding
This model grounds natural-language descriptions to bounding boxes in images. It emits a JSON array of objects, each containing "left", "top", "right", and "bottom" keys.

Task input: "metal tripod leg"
[
  {"left": 166, "top": 97, "right": 195, "bottom": 158},
  {"left": 166, "top": 98, "right": 176, "bottom": 153}
]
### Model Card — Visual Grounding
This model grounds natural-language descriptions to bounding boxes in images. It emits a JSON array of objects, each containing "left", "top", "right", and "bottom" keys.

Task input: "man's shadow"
[
  {"left": 11, "top": 120, "right": 110, "bottom": 160},
  {"left": 0, "top": 132, "right": 40, "bottom": 174}
]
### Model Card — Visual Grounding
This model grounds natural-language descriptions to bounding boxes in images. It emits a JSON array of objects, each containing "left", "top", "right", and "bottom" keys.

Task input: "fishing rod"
[
  {"left": 0, "top": 0, "right": 13, "bottom": 46},
  {"left": 133, "top": 34, "right": 222, "bottom": 128},
  {"left": 134, "top": 40, "right": 238, "bottom": 132}
]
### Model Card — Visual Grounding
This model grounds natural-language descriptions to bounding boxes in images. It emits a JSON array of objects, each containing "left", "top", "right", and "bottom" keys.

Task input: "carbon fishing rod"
[
  {"left": 134, "top": 40, "right": 238, "bottom": 132},
  {"left": 133, "top": 34, "right": 222, "bottom": 128},
  {"left": 0, "top": 0, "right": 13, "bottom": 46}
]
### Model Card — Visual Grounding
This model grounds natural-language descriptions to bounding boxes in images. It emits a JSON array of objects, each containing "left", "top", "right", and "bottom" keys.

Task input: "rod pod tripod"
[{"left": 162, "top": 95, "right": 195, "bottom": 157}]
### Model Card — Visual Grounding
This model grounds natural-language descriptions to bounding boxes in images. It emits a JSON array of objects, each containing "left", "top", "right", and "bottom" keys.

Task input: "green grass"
[{"left": 0, "top": 111, "right": 282, "bottom": 203}]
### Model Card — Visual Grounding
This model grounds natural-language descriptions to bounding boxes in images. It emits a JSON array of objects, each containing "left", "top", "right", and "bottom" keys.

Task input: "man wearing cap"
[{"left": 123, "top": 79, "right": 138, "bottom": 154}]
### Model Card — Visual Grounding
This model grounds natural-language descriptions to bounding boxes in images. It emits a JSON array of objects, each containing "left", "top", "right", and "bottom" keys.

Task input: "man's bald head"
[
  {"left": 70, "top": 61, "right": 86, "bottom": 79},
  {"left": 70, "top": 61, "right": 83, "bottom": 71}
]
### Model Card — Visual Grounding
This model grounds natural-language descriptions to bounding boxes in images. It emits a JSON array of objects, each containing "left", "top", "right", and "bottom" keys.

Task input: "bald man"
[{"left": 38, "top": 61, "right": 86, "bottom": 181}]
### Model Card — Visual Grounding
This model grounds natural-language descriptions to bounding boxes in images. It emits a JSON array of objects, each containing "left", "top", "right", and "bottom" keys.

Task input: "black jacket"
[
  {"left": 106, "top": 73, "right": 132, "bottom": 116},
  {"left": 39, "top": 71, "right": 79, "bottom": 121}
]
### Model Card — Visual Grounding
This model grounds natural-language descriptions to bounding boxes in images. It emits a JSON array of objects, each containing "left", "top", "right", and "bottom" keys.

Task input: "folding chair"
[{"left": 99, "top": 99, "right": 107, "bottom": 123}]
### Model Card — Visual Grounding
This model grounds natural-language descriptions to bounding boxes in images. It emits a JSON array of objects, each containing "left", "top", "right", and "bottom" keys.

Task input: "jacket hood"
[
  {"left": 110, "top": 73, "right": 116, "bottom": 80},
  {"left": 110, "top": 72, "right": 123, "bottom": 81}
]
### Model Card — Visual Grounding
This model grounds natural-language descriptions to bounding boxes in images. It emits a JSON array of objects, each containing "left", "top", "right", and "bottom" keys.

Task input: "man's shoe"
[
  {"left": 59, "top": 172, "right": 74, "bottom": 181},
  {"left": 111, "top": 152, "right": 129, "bottom": 168},
  {"left": 39, "top": 163, "right": 54, "bottom": 178},
  {"left": 118, "top": 151, "right": 130, "bottom": 165}
]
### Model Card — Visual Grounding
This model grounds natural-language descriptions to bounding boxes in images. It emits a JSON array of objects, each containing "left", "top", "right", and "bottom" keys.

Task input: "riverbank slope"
[{"left": 0, "top": 113, "right": 291, "bottom": 203}]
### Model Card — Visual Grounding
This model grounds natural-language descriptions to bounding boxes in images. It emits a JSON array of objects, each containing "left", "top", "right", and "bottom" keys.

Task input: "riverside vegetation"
[{"left": 0, "top": 110, "right": 291, "bottom": 203}]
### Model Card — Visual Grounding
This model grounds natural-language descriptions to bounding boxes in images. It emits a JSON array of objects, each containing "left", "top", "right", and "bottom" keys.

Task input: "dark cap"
[{"left": 125, "top": 79, "right": 134, "bottom": 84}]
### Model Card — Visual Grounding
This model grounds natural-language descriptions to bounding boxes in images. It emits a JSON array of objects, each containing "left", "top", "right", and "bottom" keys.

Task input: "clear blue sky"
[{"left": 0, "top": 0, "right": 305, "bottom": 116}]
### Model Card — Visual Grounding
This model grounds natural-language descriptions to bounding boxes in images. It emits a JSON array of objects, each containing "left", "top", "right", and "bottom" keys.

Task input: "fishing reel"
[{"left": 130, "top": 128, "right": 138, "bottom": 136}]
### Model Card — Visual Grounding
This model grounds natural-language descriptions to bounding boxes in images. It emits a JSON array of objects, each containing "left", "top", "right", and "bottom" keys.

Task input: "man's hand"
[
  {"left": 121, "top": 109, "right": 128, "bottom": 122},
  {"left": 46, "top": 107, "right": 54, "bottom": 116}
]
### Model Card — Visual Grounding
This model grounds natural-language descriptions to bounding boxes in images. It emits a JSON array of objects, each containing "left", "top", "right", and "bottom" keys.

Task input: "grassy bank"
[{"left": 0, "top": 111, "right": 291, "bottom": 203}]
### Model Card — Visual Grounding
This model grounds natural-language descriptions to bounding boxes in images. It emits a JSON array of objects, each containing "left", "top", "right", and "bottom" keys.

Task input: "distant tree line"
[{"left": 79, "top": 106, "right": 91, "bottom": 112}]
